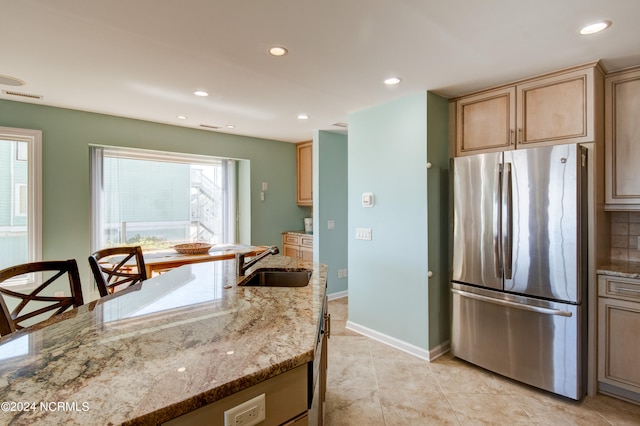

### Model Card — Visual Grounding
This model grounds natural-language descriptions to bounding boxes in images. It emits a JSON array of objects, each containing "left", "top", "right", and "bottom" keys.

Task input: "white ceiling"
[{"left": 1, "top": 0, "right": 639, "bottom": 143}]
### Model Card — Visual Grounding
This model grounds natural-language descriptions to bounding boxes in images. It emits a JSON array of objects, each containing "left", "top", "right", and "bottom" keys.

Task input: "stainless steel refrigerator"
[{"left": 451, "top": 143, "right": 588, "bottom": 400}]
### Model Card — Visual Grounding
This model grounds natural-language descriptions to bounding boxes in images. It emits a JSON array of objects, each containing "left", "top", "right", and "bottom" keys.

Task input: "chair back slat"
[
  {"left": 0, "top": 296, "right": 12, "bottom": 336},
  {"left": 88, "top": 246, "right": 147, "bottom": 297},
  {"left": 0, "top": 259, "right": 84, "bottom": 335}
]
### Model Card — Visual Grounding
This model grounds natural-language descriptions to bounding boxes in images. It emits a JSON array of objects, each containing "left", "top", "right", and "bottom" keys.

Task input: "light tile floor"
[{"left": 326, "top": 297, "right": 640, "bottom": 425}]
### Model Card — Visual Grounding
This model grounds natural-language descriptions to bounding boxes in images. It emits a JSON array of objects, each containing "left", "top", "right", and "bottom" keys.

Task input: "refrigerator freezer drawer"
[{"left": 451, "top": 284, "right": 585, "bottom": 400}]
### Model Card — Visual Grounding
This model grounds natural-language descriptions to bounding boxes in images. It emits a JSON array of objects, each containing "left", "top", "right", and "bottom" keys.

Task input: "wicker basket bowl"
[{"left": 173, "top": 242, "right": 213, "bottom": 255}]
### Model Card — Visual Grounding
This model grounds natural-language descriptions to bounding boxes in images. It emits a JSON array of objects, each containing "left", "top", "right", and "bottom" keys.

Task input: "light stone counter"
[
  {"left": 0, "top": 255, "right": 327, "bottom": 425},
  {"left": 282, "top": 230, "right": 312, "bottom": 235},
  {"left": 597, "top": 261, "right": 640, "bottom": 279}
]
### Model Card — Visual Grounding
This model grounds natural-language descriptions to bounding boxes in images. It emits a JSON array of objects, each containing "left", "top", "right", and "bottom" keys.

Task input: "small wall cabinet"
[
  {"left": 597, "top": 274, "right": 640, "bottom": 402},
  {"left": 605, "top": 66, "right": 640, "bottom": 210},
  {"left": 297, "top": 141, "right": 313, "bottom": 206},
  {"left": 282, "top": 232, "right": 313, "bottom": 262},
  {"left": 455, "top": 86, "right": 516, "bottom": 155},
  {"left": 454, "top": 63, "right": 602, "bottom": 156}
]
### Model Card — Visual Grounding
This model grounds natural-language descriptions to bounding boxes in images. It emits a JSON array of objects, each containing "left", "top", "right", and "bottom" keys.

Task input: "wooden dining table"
[{"left": 141, "top": 244, "right": 268, "bottom": 277}]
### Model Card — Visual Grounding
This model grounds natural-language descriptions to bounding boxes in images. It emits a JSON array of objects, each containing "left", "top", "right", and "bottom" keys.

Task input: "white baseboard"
[
  {"left": 428, "top": 340, "right": 451, "bottom": 361},
  {"left": 346, "top": 320, "right": 450, "bottom": 362},
  {"left": 327, "top": 290, "right": 348, "bottom": 301}
]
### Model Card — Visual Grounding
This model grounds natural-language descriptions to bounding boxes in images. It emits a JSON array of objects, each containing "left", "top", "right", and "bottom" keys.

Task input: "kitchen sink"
[{"left": 240, "top": 269, "right": 311, "bottom": 287}]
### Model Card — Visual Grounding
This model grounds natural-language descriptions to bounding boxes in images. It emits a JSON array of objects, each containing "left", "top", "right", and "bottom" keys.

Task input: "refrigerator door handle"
[
  {"left": 451, "top": 289, "right": 573, "bottom": 317},
  {"left": 493, "top": 164, "right": 502, "bottom": 278},
  {"left": 504, "top": 162, "right": 513, "bottom": 280}
]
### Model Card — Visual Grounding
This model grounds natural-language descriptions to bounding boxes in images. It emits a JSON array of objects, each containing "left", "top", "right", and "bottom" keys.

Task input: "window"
[
  {"left": 14, "top": 184, "right": 27, "bottom": 216},
  {"left": 90, "top": 146, "right": 237, "bottom": 252},
  {"left": 0, "top": 127, "right": 42, "bottom": 273}
]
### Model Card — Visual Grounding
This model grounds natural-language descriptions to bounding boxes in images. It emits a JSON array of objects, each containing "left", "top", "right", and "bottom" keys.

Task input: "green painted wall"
[
  {"left": 426, "top": 92, "right": 451, "bottom": 349},
  {"left": 313, "top": 130, "right": 348, "bottom": 296},
  {"left": 347, "top": 91, "right": 449, "bottom": 352},
  {"left": 0, "top": 99, "right": 309, "bottom": 300}
]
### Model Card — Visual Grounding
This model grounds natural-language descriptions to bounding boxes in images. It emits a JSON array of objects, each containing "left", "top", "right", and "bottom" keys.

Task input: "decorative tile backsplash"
[{"left": 610, "top": 212, "right": 640, "bottom": 262}]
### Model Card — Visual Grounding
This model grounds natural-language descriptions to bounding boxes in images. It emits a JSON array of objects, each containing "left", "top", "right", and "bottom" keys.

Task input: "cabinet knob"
[
  {"left": 427, "top": 271, "right": 433, "bottom": 278},
  {"left": 426, "top": 162, "right": 432, "bottom": 169}
]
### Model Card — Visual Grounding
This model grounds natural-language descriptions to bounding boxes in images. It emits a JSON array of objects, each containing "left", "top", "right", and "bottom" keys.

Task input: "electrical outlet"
[
  {"left": 328, "top": 220, "right": 335, "bottom": 230},
  {"left": 338, "top": 269, "right": 343, "bottom": 279},
  {"left": 224, "top": 394, "right": 265, "bottom": 426},
  {"left": 54, "top": 291, "right": 64, "bottom": 297}
]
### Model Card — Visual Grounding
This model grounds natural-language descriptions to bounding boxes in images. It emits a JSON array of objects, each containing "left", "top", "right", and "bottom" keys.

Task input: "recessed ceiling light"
[
  {"left": 269, "top": 46, "right": 288, "bottom": 57},
  {"left": 177, "top": 115, "right": 187, "bottom": 120},
  {"left": 0, "top": 74, "right": 25, "bottom": 86},
  {"left": 384, "top": 77, "right": 402, "bottom": 85},
  {"left": 579, "top": 20, "right": 611, "bottom": 35},
  {"left": 194, "top": 90, "right": 209, "bottom": 97},
  {"left": 297, "top": 113, "right": 309, "bottom": 120},
  {"left": 225, "top": 125, "right": 235, "bottom": 129}
]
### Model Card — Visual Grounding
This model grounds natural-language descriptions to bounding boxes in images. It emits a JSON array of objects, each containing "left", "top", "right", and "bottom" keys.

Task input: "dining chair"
[
  {"left": 0, "top": 295, "right": 13, "bottom": 336},
  {"left": 0, "top": 259, "right": 84, "bottom": 335},
  {"left": 88, "top": 246, "right": 147, "bottom": 297}
]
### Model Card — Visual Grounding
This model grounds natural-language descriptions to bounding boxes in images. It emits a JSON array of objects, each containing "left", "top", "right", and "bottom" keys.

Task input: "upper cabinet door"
[
  {"left": 453, "top": 63, "right": 602, "bottom": 157},
  {"left": 605, "top": 67, "right": 640, "bottom": 209},
  {"left": 455, "top": 86, "right": 516, "bottom": 156},
  {"left": 296, "top": 141, "right": 313, "bottom": 206},
  {"left": 516, "top": 67, "right": 595, "bottom": 148}
]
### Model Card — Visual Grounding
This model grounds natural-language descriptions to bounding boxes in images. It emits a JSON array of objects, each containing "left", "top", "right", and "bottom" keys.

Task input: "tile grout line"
[
  {"left": 434, "top": 370, "right": 465, "bottom": 425},
  {"left": 366, "top": 338, "right": 388, "bottom": 425}
]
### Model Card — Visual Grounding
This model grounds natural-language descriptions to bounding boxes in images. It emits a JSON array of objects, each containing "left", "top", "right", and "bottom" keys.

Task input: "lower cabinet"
[
  {"left": 283, "top": 413, "right": 308, "bottom": 425},
  {"left": 598, "top": 275, "right": 640, "bottom": 403},
  {"left": 308, "top": 296, "right": 328, "bottom": 426},
  {"left": 283, "top": 232, "right": 313, "bottom": 262}
]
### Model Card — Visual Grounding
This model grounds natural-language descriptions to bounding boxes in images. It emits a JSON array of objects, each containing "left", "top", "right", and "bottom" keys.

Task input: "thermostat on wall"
[{"left": 362, "top": 192, "right": 375, "bottom": 207}]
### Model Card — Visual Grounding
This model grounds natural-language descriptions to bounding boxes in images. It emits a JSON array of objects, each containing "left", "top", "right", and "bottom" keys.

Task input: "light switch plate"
[
  {"left": 355, "top": 228, "right": 372, "bottom": 240},
  {"left": 328, "top": 220, "right": 335, "bottom": 230}
]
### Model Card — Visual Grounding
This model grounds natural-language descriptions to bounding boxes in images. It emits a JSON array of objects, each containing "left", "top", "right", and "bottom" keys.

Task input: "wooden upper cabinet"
[
  {"left": 456, "top": 86, "right": 515, "bottom": 156},
  {"left": 517, "top": 67, "right": 595, "bottom": 147},
  {"left": 605, "top": 67, "right": 640, "bottom": 209},
  {"left": 296, "top": 141, "right": 312, "bottom": 206},
  {"left": 454, "top": 63, "right": 602, "bottom": 156}
]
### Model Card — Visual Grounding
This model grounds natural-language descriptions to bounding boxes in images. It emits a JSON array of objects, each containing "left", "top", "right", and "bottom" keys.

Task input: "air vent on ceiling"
[
  {"left": 2, "top": 90, "right": 43, "bottom": 100},
  {"left": 332, "top": 122, "right": 348, "bottom": 128},
  {"left": 199, "top": 124, "right": 220, "bottom": 130}
]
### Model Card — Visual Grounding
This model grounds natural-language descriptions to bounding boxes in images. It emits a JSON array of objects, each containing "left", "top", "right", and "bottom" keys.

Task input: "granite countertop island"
[
  {"left": 0, "top": 255, "right": 327, "bottom": 425},
  {"left": 597, "top": 260, "right": 640, "bottom": 279}
]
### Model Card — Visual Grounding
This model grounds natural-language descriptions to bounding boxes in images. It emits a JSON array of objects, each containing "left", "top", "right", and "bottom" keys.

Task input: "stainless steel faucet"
[{"left": 236, "top": 246, "right": 280, "bottom": 276}]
